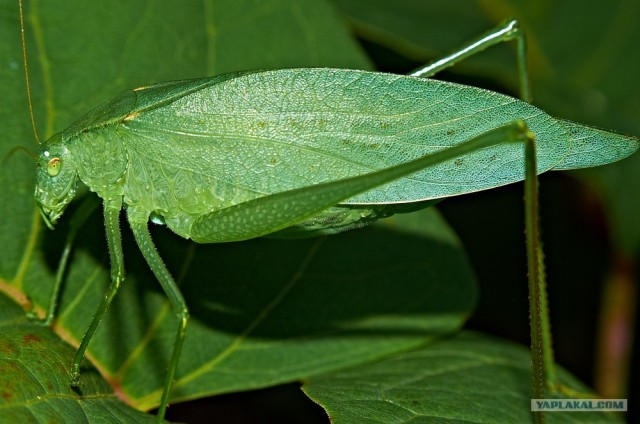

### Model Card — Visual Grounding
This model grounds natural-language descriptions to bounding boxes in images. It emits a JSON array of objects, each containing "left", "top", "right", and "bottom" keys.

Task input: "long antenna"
[
  {"left": 18, "top": 0, "right": 41, "bottom": 144},
  {"left": 1, "top": 146, "right": 40, "bottom": 164}
]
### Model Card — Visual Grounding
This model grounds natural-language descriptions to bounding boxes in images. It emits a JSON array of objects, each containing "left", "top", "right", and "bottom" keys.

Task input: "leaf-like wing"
[{"left": 121, "top": 69, "right": 637, "bottom": 211}]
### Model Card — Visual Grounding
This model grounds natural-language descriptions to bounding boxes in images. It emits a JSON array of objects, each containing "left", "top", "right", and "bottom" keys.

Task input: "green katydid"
[{"left": 11, "top": 0, "right": 638, "bottom": 422}]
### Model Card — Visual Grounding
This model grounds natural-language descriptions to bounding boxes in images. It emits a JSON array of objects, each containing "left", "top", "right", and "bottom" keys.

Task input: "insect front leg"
[
  {"left": 71, "top": 197, "right": 125, "bottom": 386},
  {"left": 38, "top": 196, "right": 100, "bottom": 326},
  {"left": 127, "top": 211, "right": 189, "bottom": 422}
]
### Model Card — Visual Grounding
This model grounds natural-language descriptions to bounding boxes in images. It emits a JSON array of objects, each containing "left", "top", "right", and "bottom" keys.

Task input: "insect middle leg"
[
  {"left": 71, "top": 197, "right": 125, "bottom": 386},
  {"left": 38, "top": 196, "right": 100, "bottom": 326}
]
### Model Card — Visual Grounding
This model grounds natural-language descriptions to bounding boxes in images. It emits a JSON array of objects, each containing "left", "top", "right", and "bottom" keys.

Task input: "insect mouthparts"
[{"left": 39, "top": 207, "right": 55, "bottom": 230}]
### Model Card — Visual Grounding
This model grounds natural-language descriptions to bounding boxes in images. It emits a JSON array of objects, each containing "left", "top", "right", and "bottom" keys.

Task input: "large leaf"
[
  {"left": 303, "top": 331, "right": 623, "bottom": 423},
  {"left": 0, "top": 292, "right": 162, "bottom": 423},
  {"left": 49, "top": 208, "right": 476, "bottom": 410}
]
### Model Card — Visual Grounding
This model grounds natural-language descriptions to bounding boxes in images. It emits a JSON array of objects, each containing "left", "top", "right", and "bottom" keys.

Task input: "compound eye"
[{"left": 47, "top": 157, "right": 61, "bottom": 176}]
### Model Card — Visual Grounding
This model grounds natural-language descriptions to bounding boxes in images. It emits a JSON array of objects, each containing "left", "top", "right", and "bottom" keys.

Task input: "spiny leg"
[
  {"left": 128, "top": 215, "right": 189, "bottom": 422},
  {"left": 524, "top": 130, "right": 547, "bottom": 424},
  {"left": 71, "top": 197, "right": 124, "bottom": 385},
  {"left": 411, "top": 19, "right": 531, "bottom": 102},
  {"left": 412, "top": 18, "right": 561, "bottom": 405}
]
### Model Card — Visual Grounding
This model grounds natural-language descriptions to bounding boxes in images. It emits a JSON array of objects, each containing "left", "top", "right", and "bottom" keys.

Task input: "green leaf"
[
  {"left": 0, "top": 292, "right": 161, "bottom": 423},
  {"left": 303, "top": 331, "right": 623, "bottom": 424},
  {"left": 54, "top": 208, "right": 475, "bottom": 410}
]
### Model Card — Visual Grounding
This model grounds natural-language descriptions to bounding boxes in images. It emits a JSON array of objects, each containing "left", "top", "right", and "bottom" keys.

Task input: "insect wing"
[{"left": 119, "top": 68, "right": 570, "bottom": 209}]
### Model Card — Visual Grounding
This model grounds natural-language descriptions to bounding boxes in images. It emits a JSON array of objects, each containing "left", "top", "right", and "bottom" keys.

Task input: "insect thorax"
[{"left": 67, "top": 126, "right": 128, "bottom": 200}]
